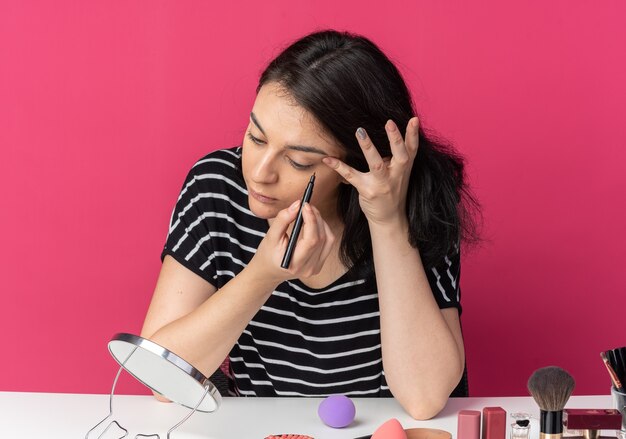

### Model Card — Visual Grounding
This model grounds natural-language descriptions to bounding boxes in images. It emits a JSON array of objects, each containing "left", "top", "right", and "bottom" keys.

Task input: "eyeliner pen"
[{"left": 281, "top": 173, "right": 316, "bottom": 269}]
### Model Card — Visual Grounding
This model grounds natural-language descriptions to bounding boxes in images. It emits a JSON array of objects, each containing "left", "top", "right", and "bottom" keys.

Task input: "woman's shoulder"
[
  {"left": 189, "top": 146, "right": 242, "bottom": 175},
  {"left": 185, "top": 145, "right": 244, "bottom": 183},
  {"left": 177, "top": 145, "right": 247, "bottom": 205}
]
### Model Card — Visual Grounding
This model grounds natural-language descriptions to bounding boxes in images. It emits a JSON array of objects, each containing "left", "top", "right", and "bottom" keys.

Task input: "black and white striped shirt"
[{"left": 161, "top": 146, "right": 461, "bottom": 397}]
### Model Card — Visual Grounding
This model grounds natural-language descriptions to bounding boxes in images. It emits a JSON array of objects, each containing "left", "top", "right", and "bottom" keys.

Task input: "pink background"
[{"left": 1, "top": 1, "right": 625, "bottom": 398}]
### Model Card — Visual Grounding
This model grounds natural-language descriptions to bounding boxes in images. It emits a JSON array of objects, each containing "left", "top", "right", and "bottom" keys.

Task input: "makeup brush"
[
  {"left": 616, "top": 347, "right": 626, "bottom": 385},
  {"left": 601, "top": 351, "right": 625, "bottom": 392},
  {"left": 607, "top": 350, "right": 622, "bottom": 385},
  {"left": 607, "top": 350, "right": 618, "bottom": 370},
  {"left": 528, "top": 366, "right": 576, "bottom": 439},
  {"left": 608, "top": 348, "right": 626, "bottom": 387}
]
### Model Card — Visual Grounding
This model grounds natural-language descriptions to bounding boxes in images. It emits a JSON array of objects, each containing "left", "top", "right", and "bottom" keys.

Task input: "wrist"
[
  {"left": 368, "top": 214, "right": 409, "bottom": 235},
  {"left": 243, "top": 259, "right": 284, "bottom": 292},
  {"left": 368, "top": 216, "right": 413, "bottom": 254}
]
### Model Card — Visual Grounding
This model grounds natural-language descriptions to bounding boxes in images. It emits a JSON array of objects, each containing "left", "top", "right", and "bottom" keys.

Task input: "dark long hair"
[{"left": 256, "top": 30, "right": 481, "bottom": 274}]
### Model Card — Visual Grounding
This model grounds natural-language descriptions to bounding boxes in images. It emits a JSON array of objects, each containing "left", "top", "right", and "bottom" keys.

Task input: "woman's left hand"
[{"left": 322, "top": 117, "right": 420, "bottom": 227}]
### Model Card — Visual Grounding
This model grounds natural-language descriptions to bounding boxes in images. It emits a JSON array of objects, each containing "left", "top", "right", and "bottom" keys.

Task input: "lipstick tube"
[{"left": 483, "top": 407, "right": 506, "bottom": 439}]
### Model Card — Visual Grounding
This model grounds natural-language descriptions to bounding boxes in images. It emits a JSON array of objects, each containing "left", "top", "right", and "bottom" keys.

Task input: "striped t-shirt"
[{"left": 161, "top": 146, "right": 462, "bottom": 397}]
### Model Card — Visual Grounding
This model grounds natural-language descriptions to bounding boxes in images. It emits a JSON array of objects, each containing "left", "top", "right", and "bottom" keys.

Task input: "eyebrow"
[{"left": 250, "top": 112, "right": 328, "bottom": 156}]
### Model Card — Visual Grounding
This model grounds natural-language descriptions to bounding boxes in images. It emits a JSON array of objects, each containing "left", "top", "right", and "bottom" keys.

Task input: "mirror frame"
[{"left": 107, "top": 333, "right": 221, "bottom": 413}]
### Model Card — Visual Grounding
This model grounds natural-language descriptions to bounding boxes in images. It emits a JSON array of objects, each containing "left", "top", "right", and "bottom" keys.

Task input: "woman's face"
[{"left": 241, "top": 82, "right": 346, "bottom": 221}]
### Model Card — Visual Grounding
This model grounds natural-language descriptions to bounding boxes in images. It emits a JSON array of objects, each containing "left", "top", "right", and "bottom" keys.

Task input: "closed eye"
[
  {"left": 246, "top": 131, "right": 265, "bottom": 145},
  {"left": 247, "top": 131, "right": 313, "bottom": 170},
  {"left": 287, "top": 157, "right": 313, "bottom": 170}
]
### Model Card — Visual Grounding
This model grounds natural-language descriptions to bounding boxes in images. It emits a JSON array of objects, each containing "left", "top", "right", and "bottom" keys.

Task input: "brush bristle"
[{"left": 527, "top": 366, "right": 575, "bottom": 411}]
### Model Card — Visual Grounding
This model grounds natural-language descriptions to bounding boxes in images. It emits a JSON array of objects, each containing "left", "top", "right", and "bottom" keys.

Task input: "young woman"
[{"left": 140, "top": 29, "right": 480, "bottom": 420}]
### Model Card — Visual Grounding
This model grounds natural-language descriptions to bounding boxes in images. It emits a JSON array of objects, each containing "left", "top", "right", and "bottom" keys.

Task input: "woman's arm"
[
  {"left": 140, "top": 254, "right": 218, "bottom": 402},
  {"left": 369, "top": 219, "right": 464, "bottom": 419},
  {"left": 323, "top": 117, "right": 464, "bottom": 419},
  {"left": 141, "top": 254, "right": 279, "bottom": 378},
  {"left": 141, "top": 199, "right": 335, "bottom": 383}
]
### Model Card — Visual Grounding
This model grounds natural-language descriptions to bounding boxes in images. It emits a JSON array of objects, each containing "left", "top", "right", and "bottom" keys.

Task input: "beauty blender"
[
  {"left": 264, "top": 435, "right": 314, "bottom": 439},
  {"left": 371, "top": 418, "right": 407, "bottom": 439},
  {"left": 317, "top": 394, "right": 356, "bottom": 428}
]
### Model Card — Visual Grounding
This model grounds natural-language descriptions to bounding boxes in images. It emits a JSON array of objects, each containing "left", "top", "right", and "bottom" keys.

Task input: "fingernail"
[
  {"left": 290, "top": 200, "right": 300, "bottom": 211},
  {"left": 356, "top": 127, "right": 367, "bottom": 140},
  {"left": 411, "top": 117, "right": 419, "bottom": 128},
  {"left": 386, "top": 120, "right": 397, "bottom": 131}
]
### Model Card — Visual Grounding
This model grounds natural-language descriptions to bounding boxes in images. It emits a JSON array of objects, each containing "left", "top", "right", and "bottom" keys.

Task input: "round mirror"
[{"left": 107, "top": 333, "right": 221, "bottom": 413}]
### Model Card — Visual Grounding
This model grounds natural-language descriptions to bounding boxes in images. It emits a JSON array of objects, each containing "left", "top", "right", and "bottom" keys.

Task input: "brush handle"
[
  {"left": 617, "top": 348, "right": 626, "bottom": 385},
  {"left": 610, "top": 349, "right": 624, "bottom": 386},
  {"left": 541, "top": 410, "right": 563, "bottom": 435},
  {"left": 608, "top": 351, "right": 620, "bottom": 381},
  {"left": 602, "top": 352, "right": 626, "bottom": 392}
]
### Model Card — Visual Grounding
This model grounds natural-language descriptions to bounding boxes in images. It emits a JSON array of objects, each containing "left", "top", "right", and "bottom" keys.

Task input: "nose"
[{"left": 251, "top": 150, "right": 279, "bottom": 184}]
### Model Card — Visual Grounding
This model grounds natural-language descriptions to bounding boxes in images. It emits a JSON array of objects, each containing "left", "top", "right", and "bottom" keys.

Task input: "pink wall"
[{"left": 1, "top": 1, "right": 625, "bottom": 398}]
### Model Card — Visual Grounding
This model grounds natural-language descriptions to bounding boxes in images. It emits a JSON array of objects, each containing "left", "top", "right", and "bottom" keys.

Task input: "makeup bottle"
[{"left": 510, "top": 413, "right": 531, "bottom": 439}]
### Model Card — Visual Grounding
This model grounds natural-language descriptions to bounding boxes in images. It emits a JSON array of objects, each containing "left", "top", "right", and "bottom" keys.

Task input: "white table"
[{"left": 0, "top": 392, "right": 613, "bottom": 439}]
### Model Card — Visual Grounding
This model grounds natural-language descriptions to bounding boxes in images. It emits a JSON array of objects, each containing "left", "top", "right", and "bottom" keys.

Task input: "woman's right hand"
[{"left": 249, "top": 199, "right": 335, "bottom": 284}]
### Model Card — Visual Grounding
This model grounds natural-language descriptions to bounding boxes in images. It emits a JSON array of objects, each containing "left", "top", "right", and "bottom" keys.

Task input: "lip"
[{"left": 248, "top": 188, "right": 278, "bottom": 204}]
